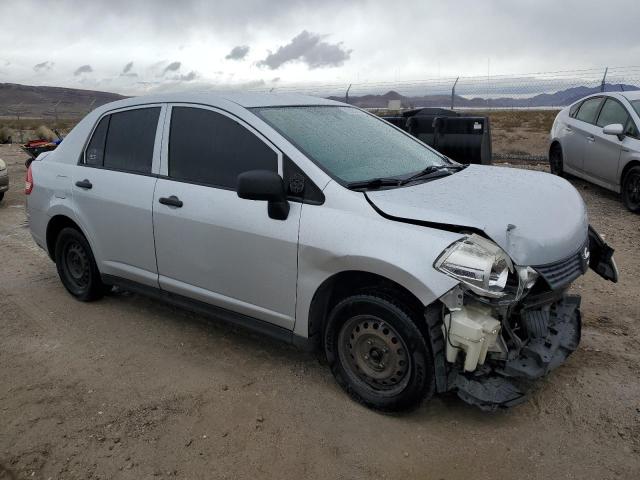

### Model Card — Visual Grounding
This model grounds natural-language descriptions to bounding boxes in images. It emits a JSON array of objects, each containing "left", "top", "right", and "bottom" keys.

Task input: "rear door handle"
[
  {"left": 75, "top": 179, "right": 93, "bottom": 189},
  {"left": 159, "top": 195, "right": 183, "bottom": 208}
]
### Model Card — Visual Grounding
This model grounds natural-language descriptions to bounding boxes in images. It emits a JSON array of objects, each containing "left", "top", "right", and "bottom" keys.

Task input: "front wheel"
[
  {"left": 549, "top": 143, "right": 564, "bottom": 176},
  {"left": 55, "top": 227, "right": 104, "bottom": 301},
  {"left": 324, "top": 294, "right": 434, "bottom": 412},
  {"left": 622, "top": 166, "right": 640, "bottom": 213}
]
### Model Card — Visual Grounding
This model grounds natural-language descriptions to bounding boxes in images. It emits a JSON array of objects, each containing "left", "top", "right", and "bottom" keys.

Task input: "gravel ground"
[{"left": 0, "top": 144, "right": 639, "bottom": 480}]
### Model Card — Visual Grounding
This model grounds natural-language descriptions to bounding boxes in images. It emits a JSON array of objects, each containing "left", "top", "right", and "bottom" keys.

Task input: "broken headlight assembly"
[{"left": 434, "top": 234, "right": 538, "bottom": 302}]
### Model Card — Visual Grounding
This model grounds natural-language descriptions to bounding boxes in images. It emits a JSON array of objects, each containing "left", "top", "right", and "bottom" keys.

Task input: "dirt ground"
[
  {"left": 482, "top": 109, "right": 559, "bottom": 158},
  {"left": 0, "top": 143, "right": 639, "bottom": 480}
]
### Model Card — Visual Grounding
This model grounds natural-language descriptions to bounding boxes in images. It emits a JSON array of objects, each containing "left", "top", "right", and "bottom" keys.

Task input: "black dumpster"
[{"left": 381, "top": 108, "right": 492, "bottom": 165}]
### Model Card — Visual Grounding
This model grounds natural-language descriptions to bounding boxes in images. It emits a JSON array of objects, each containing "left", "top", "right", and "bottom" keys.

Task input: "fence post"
[
  {"left": 345, "top": 84, "right": 352, "bottom": 104},
  {"left": 451, "top": 77, "right": 459, "bottom": 110},
  {"left": 600, "top": 67, "right": 608, "bottom": 92}
]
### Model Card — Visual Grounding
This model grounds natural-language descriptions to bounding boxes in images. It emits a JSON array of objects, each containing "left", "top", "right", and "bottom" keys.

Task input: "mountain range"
[
  {"left": 1, "top": 82, "right": 638, "bottom": 118},
  {"left": 331, "top": 83, "right": 640, "bottom": 109}
]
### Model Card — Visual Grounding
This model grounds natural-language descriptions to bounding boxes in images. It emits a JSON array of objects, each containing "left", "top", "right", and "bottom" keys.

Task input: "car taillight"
[{"left": 25, "top": 165, "right": 34, "bottom": 195}]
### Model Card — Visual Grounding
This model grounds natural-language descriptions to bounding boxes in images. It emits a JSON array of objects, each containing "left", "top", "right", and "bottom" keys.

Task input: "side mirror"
[
  {"left": 603, "top": 123, "right": 624, "bottom": 138},
  {"left": 237, "top": 170, "right": 290, "bottom": 220}
]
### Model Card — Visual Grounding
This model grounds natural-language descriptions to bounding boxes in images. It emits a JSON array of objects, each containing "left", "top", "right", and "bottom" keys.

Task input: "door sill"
[{"left": 101, "top": 274, "right": 309, "bottom": 348}]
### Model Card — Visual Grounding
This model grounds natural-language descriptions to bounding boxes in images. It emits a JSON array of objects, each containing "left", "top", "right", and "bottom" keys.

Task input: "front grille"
[{"left": 534, "top": 243, "right": 588, "bottom": 290}]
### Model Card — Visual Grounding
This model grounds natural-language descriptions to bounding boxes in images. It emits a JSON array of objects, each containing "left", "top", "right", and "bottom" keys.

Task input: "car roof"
[
  {"left": 620, "top": 90, "right": 640, "bottom": 101},
  {"left": 98, "top": 91, "right": 345, "bottom": 111}
]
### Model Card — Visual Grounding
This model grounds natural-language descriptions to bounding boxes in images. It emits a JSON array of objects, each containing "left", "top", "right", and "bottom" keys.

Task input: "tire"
[
  {"left": 549, "top": 143, "right": 564, "bottom": 176},
  {"left": 0, "top": 192, "right": 4, "bottom": 202},
  {"left": 54, "top": 227, "right": 104, "bottom": 301},
  {"left": 622, "top": 166, "right": 640, "bottom": 213},
  {"left": 324, "top": 294, "right": 435, "bottom": 412}
]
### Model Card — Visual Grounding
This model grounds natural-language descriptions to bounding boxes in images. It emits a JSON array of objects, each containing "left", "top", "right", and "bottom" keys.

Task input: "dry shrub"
[
  {"left": 0, "top": 126, "right": 14, "bottom": 143},
  {"left": 35, "top": 125, "right": 57, "bottom": 141}
]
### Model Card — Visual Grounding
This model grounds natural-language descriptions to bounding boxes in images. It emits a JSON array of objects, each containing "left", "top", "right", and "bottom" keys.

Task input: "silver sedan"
[{"left": 549, "top": 91, "right": 640, "bottom": 212}]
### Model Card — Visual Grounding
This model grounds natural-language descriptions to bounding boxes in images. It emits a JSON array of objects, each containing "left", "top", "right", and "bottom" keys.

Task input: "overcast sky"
[{"left": 1, "top": 0, "right": 639, "bottom": 95}]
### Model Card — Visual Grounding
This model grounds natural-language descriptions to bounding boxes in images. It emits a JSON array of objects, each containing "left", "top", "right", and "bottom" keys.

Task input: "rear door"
[
  {"left": 564, "top": 96, "right": 604, "bottom": 172},
  {"left": 73, "top": 105, "right": 165, "bottom": 287},
  {"left": 583, "top": 97, "right": 631, "bottom": 184},
  {"left": 152, "top": 104, "right": 301, "bottom": 330}
]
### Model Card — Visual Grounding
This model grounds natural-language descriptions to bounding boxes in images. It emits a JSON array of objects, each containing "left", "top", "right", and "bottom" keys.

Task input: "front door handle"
[
  {"left": 586, "top": 135, "right": 595, "bottom": 142},
  {"left": 75, "top": 179, "right": 93, "bottom": 189},
  {"left": 159, "top": 195, "right": 183, "bottom": 208}
]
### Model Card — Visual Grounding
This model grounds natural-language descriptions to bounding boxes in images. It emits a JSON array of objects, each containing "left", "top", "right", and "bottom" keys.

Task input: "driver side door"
[{"left": 584, "top": 97, "right": 630, "bottom": 185}]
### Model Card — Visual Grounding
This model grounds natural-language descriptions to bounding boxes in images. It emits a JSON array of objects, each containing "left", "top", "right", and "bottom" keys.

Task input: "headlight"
[
  {"left": 0, "top": 159, "right": 6, "bottom": 171},
  {"left": 434, "top": 234, "right": 538, "bottom": 301}
]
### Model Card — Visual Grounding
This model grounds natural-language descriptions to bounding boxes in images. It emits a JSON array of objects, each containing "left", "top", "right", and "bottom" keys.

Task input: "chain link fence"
[{"left": 2, "top": 65, "right": 639, "bottom": 160}]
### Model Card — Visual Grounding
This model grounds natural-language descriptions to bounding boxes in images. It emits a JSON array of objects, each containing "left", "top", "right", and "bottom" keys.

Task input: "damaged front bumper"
[
  {"left": 428, "top": 291, "right": 582, "bottom": 411},
  {"left": 427, "top": 226, "right": 617, "bottom": 411}
]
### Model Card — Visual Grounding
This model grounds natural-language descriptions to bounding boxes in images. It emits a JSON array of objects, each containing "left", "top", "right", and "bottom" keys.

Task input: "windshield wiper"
[
  {"left": 399, "top": 164, "right": 467, "bottom": 185},
  {"left": 346, "top": 177, "right": 401, "bottom": 190}
]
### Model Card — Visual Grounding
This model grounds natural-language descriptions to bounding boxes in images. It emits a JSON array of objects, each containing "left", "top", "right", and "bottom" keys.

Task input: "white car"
[
  {"left": 549, "top": 91, "right": 640, "bottom": 212},
  {"left": 0, "top": 157, "right": 8, "bottom": 202}
]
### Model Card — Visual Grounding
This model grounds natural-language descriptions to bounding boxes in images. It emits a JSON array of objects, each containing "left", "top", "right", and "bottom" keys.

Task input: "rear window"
[
  {"left": 575, "top": 97, "right": 602, "bottom": 124},
  {"left": 84, "top": 107, "right": 160, "bottom": 174}
]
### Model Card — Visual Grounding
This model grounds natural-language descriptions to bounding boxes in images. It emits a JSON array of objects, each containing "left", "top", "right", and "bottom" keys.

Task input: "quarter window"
[
  {"left": 85, "top": 116, "right": 109, "bottom": 166},
  {"left": 168, "top": 107, "right": 277, "bottom": 188},
  {"left": 596, "top": 99, "right": 629, "bottom": 128},
  {"left": 575, "top": 97, "right": 602, "bottom": 124},
  {"left": 84, "top": 107, "right": 160, "bottom": 174}
]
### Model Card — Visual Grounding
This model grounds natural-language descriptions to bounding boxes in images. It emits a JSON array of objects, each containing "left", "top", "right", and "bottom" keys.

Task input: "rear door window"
[
  {"left": 168, "top": 107, "right": 277, "bottom": 189},
  {"left": 596, "top": 98, "right": 630, "bottom": 127},
  {"left": 103, "top": 108, "right": 160, "bottom": 174},
  {"left": 575, "top": 97, "right": 603, "bottom": 124}
]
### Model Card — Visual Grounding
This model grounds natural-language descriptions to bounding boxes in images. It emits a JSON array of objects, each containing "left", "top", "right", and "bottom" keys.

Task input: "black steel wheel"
[
  {"left": 549, "top": 143, "right": 564, "bottom": 176},
  {"left": 324, "top": 294, "right": 434, "bottom": 412},
  {"left": 622, "top": 166, "right": 640, "bottom": 213},
  {"left": 55, "top": 227, "right": 104, "bottom": 301}
]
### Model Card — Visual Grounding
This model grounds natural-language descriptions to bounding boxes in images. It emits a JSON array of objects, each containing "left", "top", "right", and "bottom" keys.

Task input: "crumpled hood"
[{"left": 366, "top": 165, "right": 588, "bottom": 266}]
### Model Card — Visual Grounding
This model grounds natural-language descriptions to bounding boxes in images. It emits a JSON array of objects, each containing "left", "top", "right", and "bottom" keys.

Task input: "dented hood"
[{"left": 366, "top": 165, "right": 588, "bottom": 266}]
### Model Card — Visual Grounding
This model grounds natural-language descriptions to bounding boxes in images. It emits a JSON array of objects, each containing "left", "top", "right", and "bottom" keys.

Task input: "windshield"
[
  {"left": 631, "top": 100, "right": 640, "bottom": 118},
  {"left": 252, "top": 106, "right": 447, "bottom": 183}
]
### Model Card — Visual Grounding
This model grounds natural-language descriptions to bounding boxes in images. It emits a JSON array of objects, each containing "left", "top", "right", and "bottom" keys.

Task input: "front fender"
[{"left": 294, "top": 183, "right": 462, "bottom": 338}]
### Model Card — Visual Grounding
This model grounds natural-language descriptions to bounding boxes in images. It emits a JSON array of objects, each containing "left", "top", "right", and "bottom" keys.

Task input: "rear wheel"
[
  {"left": 549, "top": 143, "right": 564, "bottom": 176},
  {"left": 324, "top": 294, "right": 434, "bottom": 412},
  {"left": 622, "top": 166, "right": 640, "bottom": 213},
  {"left": 55, "top": 227, "right": 104, "bottom": 301}
]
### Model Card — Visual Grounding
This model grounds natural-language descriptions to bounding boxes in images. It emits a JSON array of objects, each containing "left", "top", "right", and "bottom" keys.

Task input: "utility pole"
[
  {"left": 600, "top": 67, "right": 608, "bottom": 92},
  {"left": 451, "top": 77, "right": 459, "bottom": 110}
]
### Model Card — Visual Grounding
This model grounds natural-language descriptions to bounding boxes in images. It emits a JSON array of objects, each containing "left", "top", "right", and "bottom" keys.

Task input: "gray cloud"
[
  {"left": 74, "top": 64, "right": 93, "bottom": 76},
  {"left": 162, "top": 61, "right": 181, "bottom": 75},
  {"left": 120, "top": 61, "right": 137, "bottom": 77},
  {"left": 33, "top": 61, "right": 53, "bottom": 72},
  {"left": 258, "top": 30, "right": 351, "bottom": 70},
  {"left": 226, "top": 45, "right": 250, "bottom": 61},
  {"left": 178, "top": 71, "right": 197, "bottom": 81}
]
